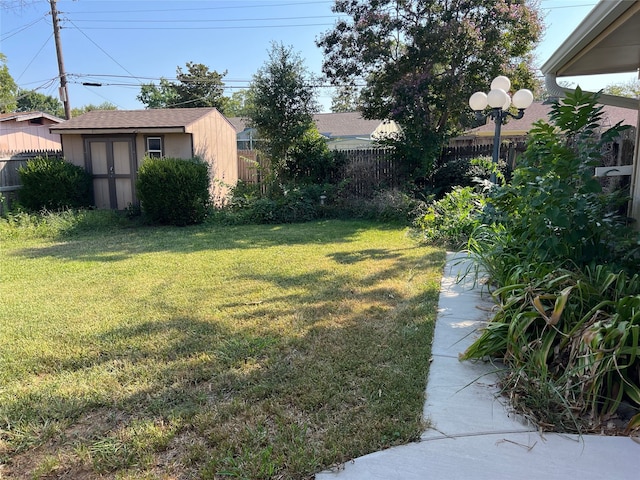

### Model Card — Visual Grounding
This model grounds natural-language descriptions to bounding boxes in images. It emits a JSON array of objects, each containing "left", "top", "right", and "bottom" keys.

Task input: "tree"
[
  {"left": 224, "top": 89, "right": 252, "bottom": 117},
  {"left": 0, "top": 53, "right": 18, "bottom": 113},
  {"left": 71, "top": 102, "right": 117, "bottom": 117},
  {"left": 331, "top": 84, "right": 362, "bottom": 112},
  {"left": 604, "top": 78, "right": 640, "bottom": 99},
  {"left": 137, "top": 78, "right": 179, "bottom": 109},
  {"left": 137, "top": 62, "right": 228, "bottom": 110},
  {"left": 247, "top": 42, "right": 319, "bottom": 179},
  {"left": 174, "top": 62, "right": 227, "bottom": 109},
  {"left": 317, "top": 0, "right": 542, "bottom": 182},
  {"left": 16, "top": 89, "right": 64, "bottom": 117}
]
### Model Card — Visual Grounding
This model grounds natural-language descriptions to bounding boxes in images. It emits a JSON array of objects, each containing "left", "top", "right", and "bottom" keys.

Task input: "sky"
[{"left": 0, "top": 0, "right": 637, "bottom": 114}]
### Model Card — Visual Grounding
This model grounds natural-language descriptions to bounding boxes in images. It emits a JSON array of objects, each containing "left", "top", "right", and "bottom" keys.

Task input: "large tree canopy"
[
  {"left": 317, "top": 0, "right": 542, "bottom": 178},
  {"left": 137, "top": 62, "right": 228, "bottom": 111},
  {"left": 17, "top": 89, "right": 64, "bottom": 117}
]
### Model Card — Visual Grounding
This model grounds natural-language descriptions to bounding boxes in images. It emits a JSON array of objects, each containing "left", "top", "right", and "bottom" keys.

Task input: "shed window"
[{"left": 146, "top": 137, "right": 163, "bottom": 158}]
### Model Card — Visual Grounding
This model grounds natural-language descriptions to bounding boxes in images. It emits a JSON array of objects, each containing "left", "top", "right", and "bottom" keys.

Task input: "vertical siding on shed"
[
  {"left": 188, "top": 111, "right": 238, "bottom": 203},
  {"left": 60, "top": 135, "right": 86, "bottom": 168},
  {"left": 136, "top": 133, "right": 193, "bottom": 169},
  {"left": 163, "top": 133, "right": 193, "bottom": 159}
]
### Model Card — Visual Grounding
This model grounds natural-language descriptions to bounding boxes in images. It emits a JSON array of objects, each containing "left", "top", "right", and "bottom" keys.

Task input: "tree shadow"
[{"left": 9, "top": 220, "right": 376, "bottom": 262}]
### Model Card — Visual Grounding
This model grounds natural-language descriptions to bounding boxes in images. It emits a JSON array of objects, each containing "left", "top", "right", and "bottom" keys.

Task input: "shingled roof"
[
  {"left": 466, "top": 101, "right": 638, "bottom": 138},
  {"left": 50, "top": 108, "right": 228, "bottom": 132},
  {"left": 1, "top": 111, "right": 64, "bottom": 123},
  {"left": 227, "top": 112, "right": 388, "bottom": 138}
]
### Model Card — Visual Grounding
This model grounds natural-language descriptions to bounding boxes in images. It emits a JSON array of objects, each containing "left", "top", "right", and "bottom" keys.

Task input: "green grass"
[{"left": 0, "top": 216, "right": 445, "bottom": 479}]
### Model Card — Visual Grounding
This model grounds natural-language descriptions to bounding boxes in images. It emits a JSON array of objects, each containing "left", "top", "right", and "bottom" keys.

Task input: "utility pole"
[{"left": 49, "top": 0, "right": 71, "bottom": 119}]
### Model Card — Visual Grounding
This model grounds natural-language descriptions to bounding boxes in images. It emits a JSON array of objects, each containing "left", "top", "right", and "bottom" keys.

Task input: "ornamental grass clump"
[{"left": 463, "top": 88, "right": 640, "bottom": 434}]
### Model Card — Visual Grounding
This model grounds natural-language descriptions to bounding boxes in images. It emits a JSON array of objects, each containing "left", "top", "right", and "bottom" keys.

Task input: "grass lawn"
[{"left": 0, "top": 218, "right": 445, "bottom": 479}]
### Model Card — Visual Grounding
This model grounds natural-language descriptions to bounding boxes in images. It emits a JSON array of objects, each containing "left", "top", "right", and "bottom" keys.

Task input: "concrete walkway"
[{"left": 317, "top": 252, "right": 639, "bottom": 479}]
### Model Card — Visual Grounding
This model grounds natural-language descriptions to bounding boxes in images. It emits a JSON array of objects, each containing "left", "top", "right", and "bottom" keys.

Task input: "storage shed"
[{"left": 50, "top": 108, "right": 238, "bottom": 209}]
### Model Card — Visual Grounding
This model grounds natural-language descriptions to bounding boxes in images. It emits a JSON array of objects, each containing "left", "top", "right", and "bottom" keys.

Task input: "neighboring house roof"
[
  {"left": 462, "top": 101, "right": 638, "bottom": 140},
  {"left": 313, "top": 112, "right": 390, "bottom": 138},
  {"left": 0, "top": 111, "right": 64, "bottom": 124},
  {"left": 50, "top": 108, "right": 233, "bottom": 134},
  {"left": 227, "top": 112, "right": 396, "bottom": 139}
]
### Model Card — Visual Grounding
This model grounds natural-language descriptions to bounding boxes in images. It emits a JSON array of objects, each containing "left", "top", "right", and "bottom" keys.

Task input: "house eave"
[
  {"left": 540, "top": 0, "right": 640, "bottom": 77},
  {"left": 50, "top": 127, "right": 187, "bottom": 135}
]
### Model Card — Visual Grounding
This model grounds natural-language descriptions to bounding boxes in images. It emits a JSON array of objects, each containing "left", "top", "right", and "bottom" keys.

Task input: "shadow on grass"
[
  {"left": 9, "top": 220, "right": 389, "bottom": 262},
  {"left": 1, "top": 223, "right": 445, "bottom": 478}
]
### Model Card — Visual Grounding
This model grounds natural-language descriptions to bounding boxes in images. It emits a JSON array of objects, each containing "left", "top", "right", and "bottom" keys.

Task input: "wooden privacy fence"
[
  {"left": 235, "top": 144, "right": 524, "bottom": 195},
  {"left": 339, "top": 148, "right": 399, "bottom": 197},
  {"left": 439, "top": 142, "right": 527, "bottom": 171},
  {"left": 0, "top": 150, "right": 63, "bottom": 214}
]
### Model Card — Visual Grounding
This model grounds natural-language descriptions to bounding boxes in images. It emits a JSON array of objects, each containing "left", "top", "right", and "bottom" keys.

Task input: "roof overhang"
[
  {"left": 51, "top": 127, "right": 186, "bottom": 135},
  {"left": 0, "top": 112, "right": 64, "bottom": 123},
  {"left": 541, "top": 0, "right": 640, "bottom": 110}
]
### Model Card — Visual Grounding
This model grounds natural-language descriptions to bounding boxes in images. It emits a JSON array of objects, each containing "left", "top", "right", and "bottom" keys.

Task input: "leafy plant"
[
  {"left": 413, "top": 186, "right": 486, "bottom": 249},
  {"left": 487, "top": 87, "right": 635, "bottom": 270},
  {"left": 136, "top": 156, "right": 211, "bottom": 226},
  {"left": 463, "top": 88, "right": 640, "bottom": 433},
  {"left": 17, "top": 156, "right": 93, "bottom": 211}
]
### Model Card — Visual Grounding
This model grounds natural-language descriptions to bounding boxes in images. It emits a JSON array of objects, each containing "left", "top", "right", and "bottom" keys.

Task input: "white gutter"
[
  {"left": 541, "top": 0, "right": 639, "bottom": 110},
  {"left": 544, "top": 73, "right": 639, "bottom": 110}
]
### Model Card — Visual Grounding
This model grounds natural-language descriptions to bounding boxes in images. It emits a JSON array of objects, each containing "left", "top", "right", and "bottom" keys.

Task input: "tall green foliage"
[
  {"left": 136, "top": 157, "right": 211, "bottom": 226},
  {"left": 283, "top": 127, "right": 346, "bottom": 185},
  {"left": 16, "top": 89, "right": 64, "bottom": 117},
  {"left": 463, "top": 90, "right": 640, "bottom": 433},
  {"left": 489, "top": 87, "right": 634, "bottom": 269},
  {"left": 247, "top": 42, "right": 319, "bottom": 180},
  {"left": 317, "top": 0, "right": 542, "bottom": 181},
  {"left": 0, "top": 53, "right": 17, "bottom": 113},
  {"left": 137, "top": 62, "right": 227, "bottom": 110},
  {"left": 17, "top": 156, "right": 93, "bottom": 211}
]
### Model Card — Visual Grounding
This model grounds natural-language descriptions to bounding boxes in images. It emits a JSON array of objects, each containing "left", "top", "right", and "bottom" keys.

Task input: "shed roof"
[{"left": 50, "top": 108, "right": 229, "bottom": 132}]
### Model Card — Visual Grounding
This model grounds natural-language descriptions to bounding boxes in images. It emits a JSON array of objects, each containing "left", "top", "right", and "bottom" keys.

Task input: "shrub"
[
  {"left": 282, "top": 128, "right": 347, "bottom": 184},
  {"left": 426, "top": 156, "right": 498, "bottom": 197},
  {"left": 462, "top": 88, "right": 640, "bottom": 433},
  {"left": 486, "top": 87, "right": 637, "bottom": 271},
  {"left": 412, "top": 186, "right": 486, "bottom": 248},
  {"left": 136, "top": 157, "right": 211, "bottom": 226},
  {"left": 222, "top": 182, "right": 329, "bottom": 224},
  {"left": 17, "top": 156, "right": 93, "bottom": 211}
]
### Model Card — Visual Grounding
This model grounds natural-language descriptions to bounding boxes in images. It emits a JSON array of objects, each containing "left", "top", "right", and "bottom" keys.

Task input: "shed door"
[{"left": 87, "top": 138, "right": 135, "bottom": 210}]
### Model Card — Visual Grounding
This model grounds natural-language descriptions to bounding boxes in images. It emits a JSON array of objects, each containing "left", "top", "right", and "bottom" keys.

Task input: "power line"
[
  {"left": 15, "top": 32, "right": 53, "bottom": 82},
  {"left": 68, "top": 23, "right": 337, "bottom": 31},
  {"left": 69, "top": 1, "right": 334, "bottom": 14},
  {"left": 0, "top": 15, "right": 48, "bottom": 41},
  {"left": 64, "top": 18, "right": 147, "bottom": 86},
  {"left": 68, "top": 15, "right": 341, "bottom": 23}
]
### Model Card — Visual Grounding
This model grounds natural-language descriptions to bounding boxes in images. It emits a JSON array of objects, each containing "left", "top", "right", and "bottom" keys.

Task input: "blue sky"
[{"left": 1, "top": 0, "right": 637, "bottom": 113}]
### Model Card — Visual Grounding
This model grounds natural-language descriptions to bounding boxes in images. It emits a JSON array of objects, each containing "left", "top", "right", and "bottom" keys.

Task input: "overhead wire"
[
  {"left": 0, "top": 15, "right": 48, "bottom": 42},
  {"left": 63, "top": 17, "right": 147, "bottom": 86},
  {"left": 15, "top": 33, "right": 54, "bottom": 82},
  {"left": 69, "top": 1, "right": 334, "bottom": 14}
]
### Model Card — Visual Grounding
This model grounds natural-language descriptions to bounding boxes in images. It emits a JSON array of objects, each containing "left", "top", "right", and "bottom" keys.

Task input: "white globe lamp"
[
  {"left": 512, "top": 89, "right": 534, "bottom": 110},
  {"left": 468, "top": 92, "right": 488, "bottom": 111}
]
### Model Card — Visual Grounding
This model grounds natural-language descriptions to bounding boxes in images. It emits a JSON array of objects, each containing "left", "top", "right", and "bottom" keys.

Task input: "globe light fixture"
[{"left": 469, "top": 76, "right": 533, "bottom": 182}]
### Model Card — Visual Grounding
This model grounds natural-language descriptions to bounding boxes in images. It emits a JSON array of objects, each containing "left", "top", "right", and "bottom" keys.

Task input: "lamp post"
[{"left": 468, "top": 76, "right": 534, "bottom": 182}]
